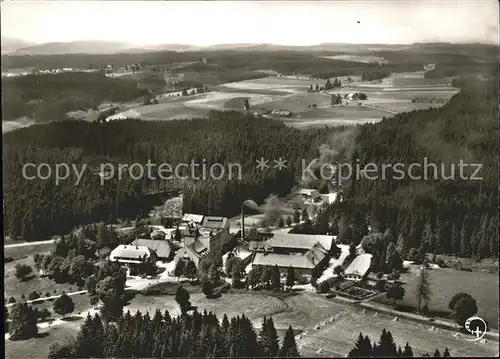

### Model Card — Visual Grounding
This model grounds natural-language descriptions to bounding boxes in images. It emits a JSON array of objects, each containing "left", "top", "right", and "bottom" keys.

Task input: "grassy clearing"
[
  {"left": 5, "top": 323, "right": 80, "bottom": 359},
  {"left": 5, "top": 242, "right": 54, "bottom": 260},
  {"left": 392, "top": 77, "right": 453, "bottom": 87},
  {"left": 297, "top": 305, "right": 498, "bottom": 358},
  {"left": 133, "top": 101, "right": 209, "bottom": 120},
  {"left": 374, "top": 266, "right": 499, "bottom": 329},
  {"left": 5, "top": 257, "right": 83, "bottom": 300},
  {"left": 224, "top": 97, "right": 249, "bottom": 110},
  {"left": 321, "top": 55, "right": 387, "bottom": 64},
  {"left": 30, "top": 292, "right": 92, "bottom": 315}
]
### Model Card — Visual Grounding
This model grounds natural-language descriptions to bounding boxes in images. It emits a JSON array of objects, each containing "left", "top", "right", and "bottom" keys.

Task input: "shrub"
[
  {"left": 28, "top": 291, "right": 40, "bottom": 301},
  {"left": 317, "top": 281, "right": 331, "bottom": 294},
  {"left": 8, "top": 297, "right": 16, "bottom": 304},
  {"left": 45, "top": 292, "right": 51, "bottom": 298},
  {"left": 5, "top": 256, "right": 14, "bottom": 263},
  {"left": 422, "top": 303, "right": 429, "bottom": 315},
  {"left": 375, "top": 279, "right": 387, "bottom": 292},
  {"left": 15, "top": 264, "right": 33, "bottom": 281}
]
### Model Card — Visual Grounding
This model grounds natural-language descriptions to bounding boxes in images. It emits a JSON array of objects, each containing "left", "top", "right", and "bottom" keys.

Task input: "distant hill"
[
  {"left": 10, "top": 40, "right": 137, "bottom": 55},
  {"left": 1, "top": 37, "right": 37, "bottom": 54},
  {"left": 2, "top": 39, "right": 497, "bottom": 57},
  {"left": 119, "top": 44, "right": 200, "bottom": 53}
]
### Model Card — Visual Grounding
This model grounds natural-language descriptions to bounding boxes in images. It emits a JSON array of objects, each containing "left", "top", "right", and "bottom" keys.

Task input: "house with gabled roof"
[
  {"left": 131, "top": 239, "right": 172, "bottom": 261},
  {"left": 344, "top": 253, "right": 372, "bottom": 281},
  {"left": 249, "top": 233, "right": 332, "bottom": 278}
]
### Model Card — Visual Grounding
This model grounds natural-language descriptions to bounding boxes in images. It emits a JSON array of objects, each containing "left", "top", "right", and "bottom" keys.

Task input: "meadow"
[
  {"left": 297, "top": 304, "right": 498, "bottom": 358},
  {"left": 374, "top": 266, "right": 499, "bottom": 329},
  {"left": 5, "top": 322, "right": 80, "bottom": 359},
  {"left": 124, "top": 289, "right": 498, "bottom": 357}
]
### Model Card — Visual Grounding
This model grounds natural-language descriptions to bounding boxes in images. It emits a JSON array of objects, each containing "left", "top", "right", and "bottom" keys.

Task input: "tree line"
[
  {"left": 348, "top": 328, "right": 451, "bottom": 357},
  {"left": 4, "top": 112, "right": 342, "bottom": 242},
  {"left": 46, "top": 309, "right": 299, "bottom": 358},
  {"left": 3, "top": 72, "right": 144, "bottom": 122}
]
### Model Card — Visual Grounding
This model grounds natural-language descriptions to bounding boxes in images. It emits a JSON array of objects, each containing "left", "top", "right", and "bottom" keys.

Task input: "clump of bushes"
[
  {"left": 316, "top": 281, "right": 331, "bottom": 294},
  {"left": 28, "top": 291, "right": 40, "bottom": 301}
]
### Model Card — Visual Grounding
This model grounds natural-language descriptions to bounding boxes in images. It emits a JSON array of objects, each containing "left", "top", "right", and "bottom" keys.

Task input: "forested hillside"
[
  {"left": 341, "top": 75, "right": 498, "bottom": 259},
  {"left": 3, "top": 72, "right": 498, "bottom": 259},
  {"left": 2, "top": 72, "right": 144, "bottom": 122},
  {"left": 3, "top": 112, "right": 337, "bottom": 241}
]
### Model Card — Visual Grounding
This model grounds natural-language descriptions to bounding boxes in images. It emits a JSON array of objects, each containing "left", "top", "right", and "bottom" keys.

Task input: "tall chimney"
[{"left": 241, "top": 210, "right": 245, "bottom": 241}]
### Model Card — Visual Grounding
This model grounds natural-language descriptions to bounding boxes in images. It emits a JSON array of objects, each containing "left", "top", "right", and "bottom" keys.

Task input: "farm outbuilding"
[{"left": 344, "top": 253, "right": 372, "bottom": 281}]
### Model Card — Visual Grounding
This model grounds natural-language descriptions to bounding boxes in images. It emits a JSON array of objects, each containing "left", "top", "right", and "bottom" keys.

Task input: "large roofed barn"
[
  {"left": 249, "top": 233, "right": 334, "bottom": 278},
  {"left": 130, "top": 239, "right": 172, "bottom": 260},
  {"left": 109, "top": 244, "right": 157, "bottom": 264}
]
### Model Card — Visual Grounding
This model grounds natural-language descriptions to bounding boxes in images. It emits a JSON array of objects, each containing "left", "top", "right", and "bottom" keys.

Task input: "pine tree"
[
  {"left": 174, "top": 260, "right": 185, "bottom": 282},
  {"left": 403, "top": 342, "right": 413, "bottom": 357},
  {"left": 450, "top": 223, "right": 460, "bottom": 255},
  {"left": 174, "top": 286, "right": 191, "bottom": 315},
  {"left": 459, "top": 217, "right": 469, "bottom": 257},
  {"left": 433, "top": 349, "right": 441, "bottom": 357},
  {"left": 280, "top": 325, "right": 299, "bottom": 357},
  {"left": 286, "top": 266, "right": 297, "bottom": 290},
  {"left": 8, "top": 303, "right": 38, "bottom": 340},
  {"left": 416, "top": 267, "right": 432, "bottom": 313},
  {"left": 259, "top": 317, "right": 279, "bottom": 357},
  {"left": 421, "top": 222, "right": 433, "bottom": 253},
  {"left": 443, "top": 347, "right": 450, "bottom": 357},
  {"left": 377, "top": 328, "right": 397, "bottom": 357},
  {"left": 348, "top": 332, "right": 372, "bottom": 357},
  {"left": 271, "top": 265, "right": 281, "bottom": 290}
]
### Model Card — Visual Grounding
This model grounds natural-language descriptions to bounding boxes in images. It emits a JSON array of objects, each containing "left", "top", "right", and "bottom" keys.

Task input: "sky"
[{"left": 1, "top": 1, "right": 499, "bottom": 46}]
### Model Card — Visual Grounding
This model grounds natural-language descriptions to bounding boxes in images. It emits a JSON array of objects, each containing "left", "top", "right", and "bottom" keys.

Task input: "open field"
[
  {"left": 5, "top": 242, "right": 54, "bottom": 260},
  {"left": 125, "top": 290, "right": 498, "bottom": 357},
  {"left": 2, "top": 117, "right": 35, "bottom": 133},
  {"left": 5, "top": 322, "right": 80, "bottom": 359},
  {"left": 375, "top": 266, "right": 499, "bottom": 329},
  {"left": 4, "top": 69, "right": 460, "bottom": 132},
  {"left": 297, "top": 304, "right": 499, "bottom": 358},
  {"left": 5, "top": 267, "right": 83, "bottom": 301},
  {"left": 321, "top": 55, "right": 387, "bottom": 64}
]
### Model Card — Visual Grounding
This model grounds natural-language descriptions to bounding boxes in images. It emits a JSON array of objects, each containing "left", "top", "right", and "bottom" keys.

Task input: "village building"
[
  {"left": 173, "top": 216, "right": 232, "bottom": 269},
  {"left": 249, "top": 233, "right": 334, "bottom": 278},
  {"left": 299, "top": 188, "right": 321, "bottom": 204},
  {"left": 130, "top": 239, "right": 172, "bottom": 261},
  {"left": 182, "top": 213, "right": 204, "bottom": 226},
  {"left": 173, "top": 236, "right": 210, "bottom": 268},
  {"left": 109, "top": 244, "right": 158, "bottom": 276},
  {"left": 344, "top": 253, "right": 372, "bottom": 281},
  {"left": 222, "top": 246, "right": 254, "bottom": 274},
  {"left": 150, "top": 230, "right": 166, "bottom": 240}
]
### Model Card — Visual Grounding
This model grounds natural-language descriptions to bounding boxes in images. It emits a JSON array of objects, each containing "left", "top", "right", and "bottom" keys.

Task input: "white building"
[
  {"left": 109, "top": 244, "right": 157, "bottom": 264},
  {"left": 344, "top": 253, "right": 372, "bottom": 281}
]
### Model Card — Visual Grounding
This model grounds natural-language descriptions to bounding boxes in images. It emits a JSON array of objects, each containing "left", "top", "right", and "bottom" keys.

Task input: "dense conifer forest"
[
  {"left": 3, "top": 71, "right": 498, "bottom": 259},
  {"left": 47, "top": 310, "right": 299, "bottom": 358}
]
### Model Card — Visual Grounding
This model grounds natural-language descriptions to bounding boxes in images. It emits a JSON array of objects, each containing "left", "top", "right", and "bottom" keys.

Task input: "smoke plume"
[{"left": 302, "top": 127, "right": 359, "bottom": 190}]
